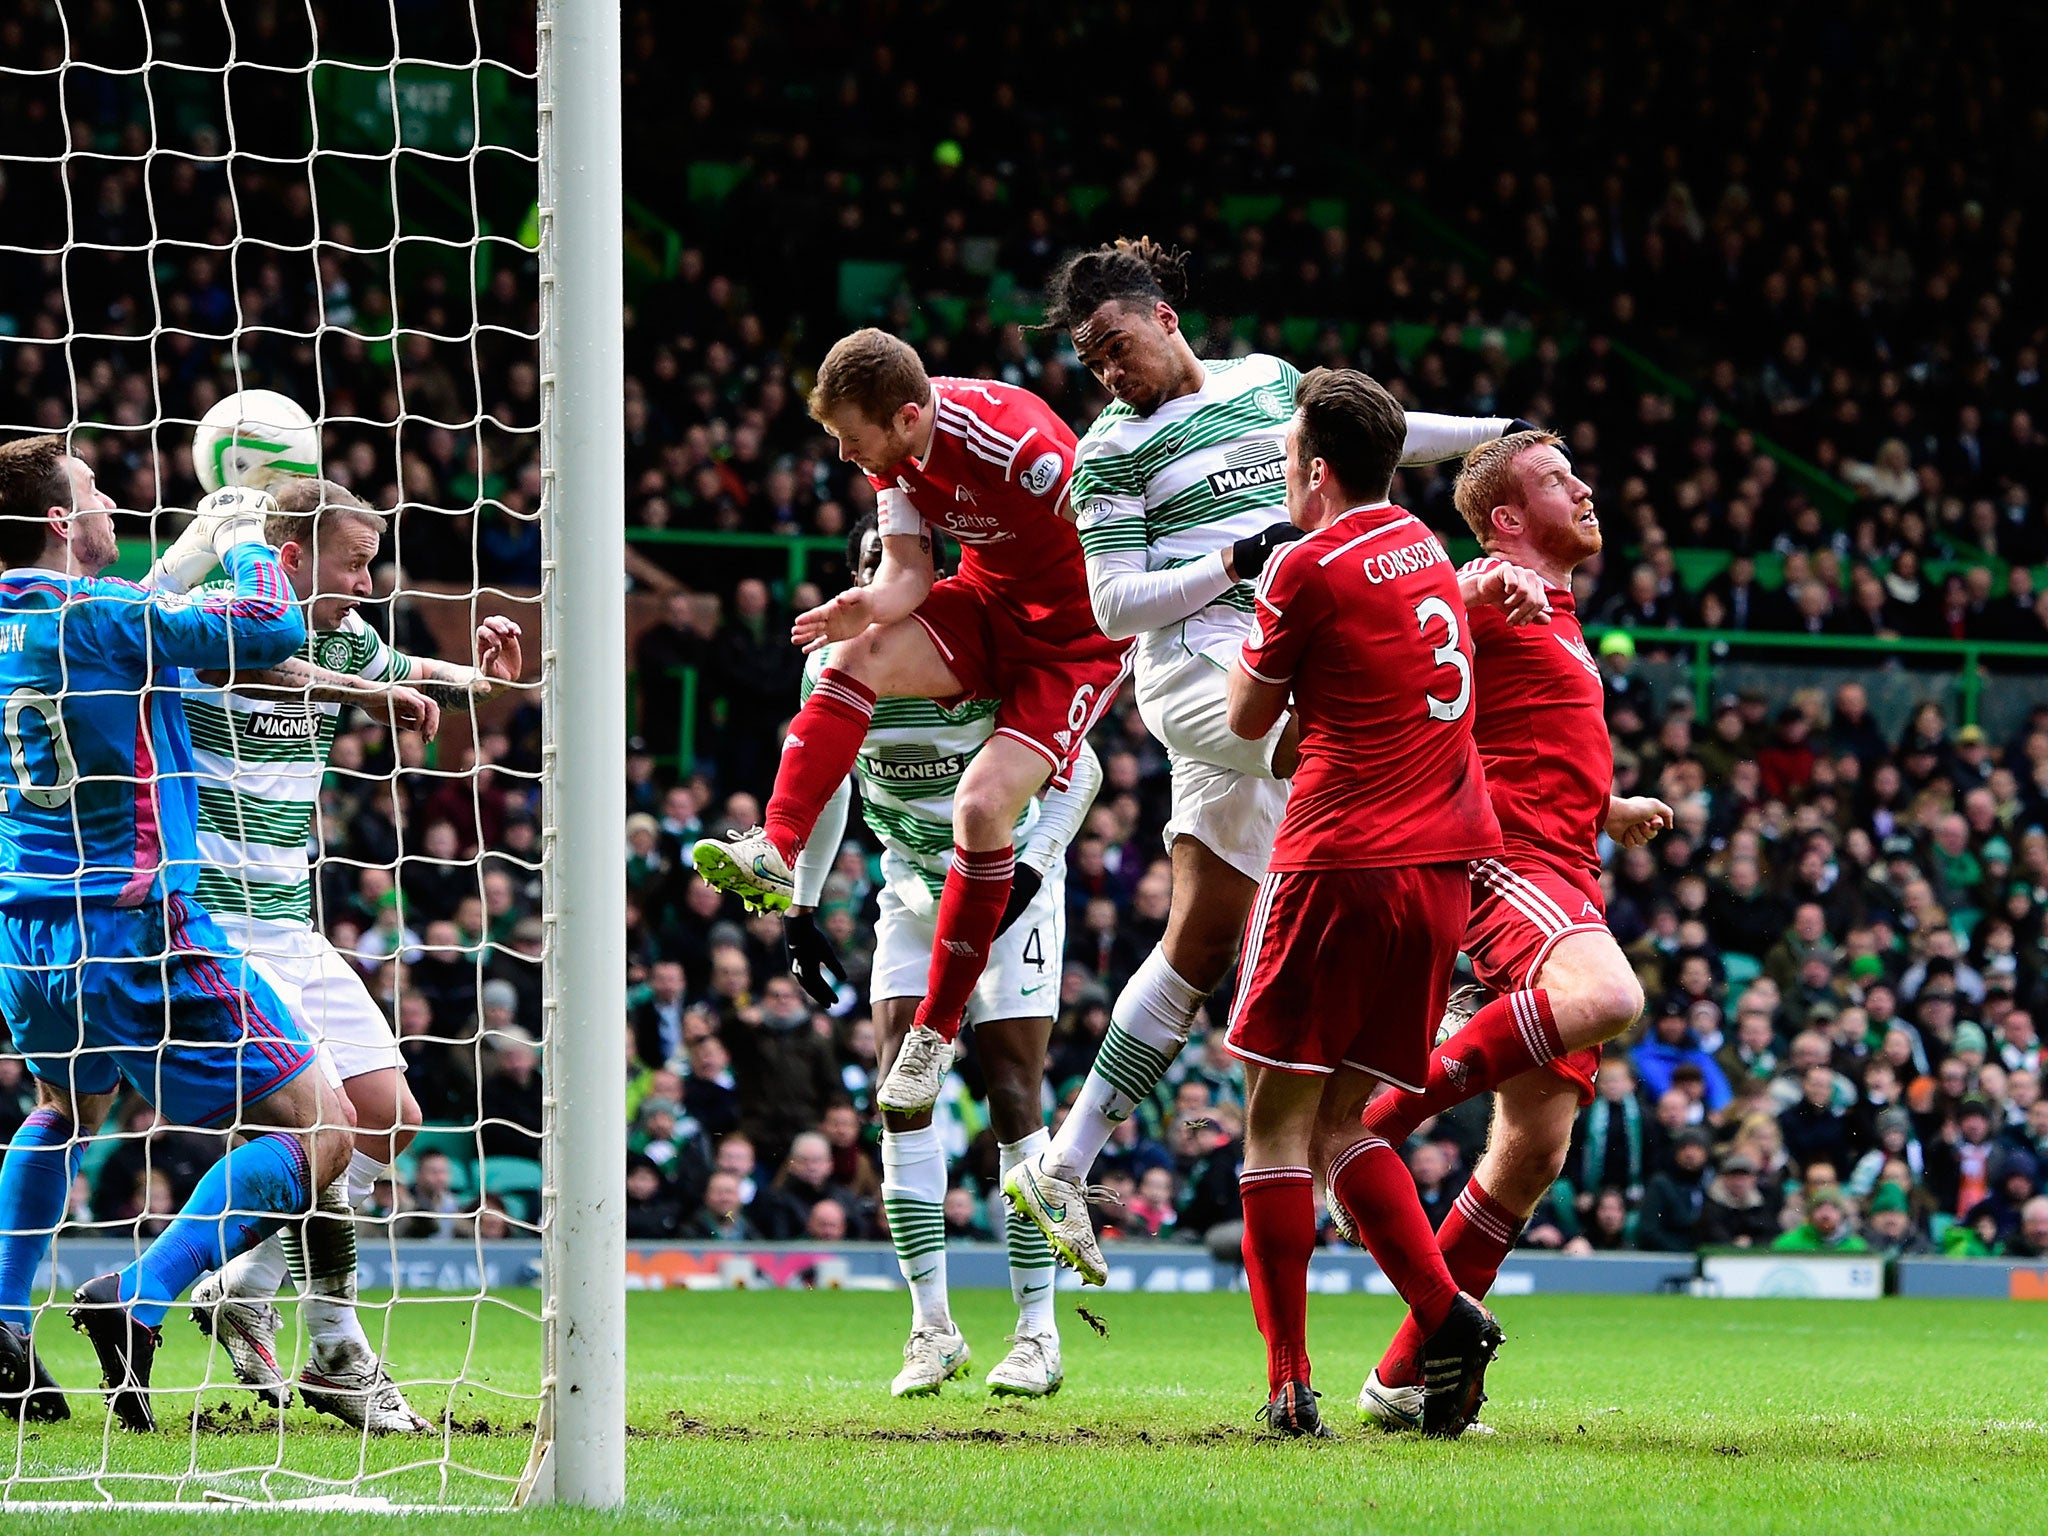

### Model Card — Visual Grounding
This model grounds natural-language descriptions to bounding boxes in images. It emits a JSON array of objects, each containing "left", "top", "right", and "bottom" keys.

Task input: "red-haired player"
[
  {"left": 693, "top": 330, "right": 1128, "bottom": 1116},
  {"left": 1222, "top": 370, "right": 1550, "bottom": 1438},
  {"left": 1346, "top": 430, "right": 1672, "bottom": 1433}
]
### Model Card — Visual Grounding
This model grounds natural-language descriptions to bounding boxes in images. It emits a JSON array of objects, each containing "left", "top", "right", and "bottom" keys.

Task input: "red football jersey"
[
  {"left": 1460, "top": 557, "right": 1613, "bottom": 883},
  {"left": 867, "top": 378, "right": 1100, "bottom": 642},
  {"left": 1241, "top": 504, "right": 1503, "bottom": 872}
]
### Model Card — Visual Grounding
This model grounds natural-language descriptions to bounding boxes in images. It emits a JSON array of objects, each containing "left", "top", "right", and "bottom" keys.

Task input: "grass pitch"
[{"left": 2, "top": 1286, "right": 2041, "bottom": 1533}]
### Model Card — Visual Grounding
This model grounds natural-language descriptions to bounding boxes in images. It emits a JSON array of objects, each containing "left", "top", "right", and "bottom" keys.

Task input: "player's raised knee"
[{"left": 1595, "top": 970, "right": 1646, "bottom": 1038}]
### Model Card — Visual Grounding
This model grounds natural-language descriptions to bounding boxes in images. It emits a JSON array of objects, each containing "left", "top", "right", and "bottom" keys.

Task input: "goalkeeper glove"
[
  {"left": 785, "top": 911, "right": 849, "bottom": 1009},
  {"left": 1506, "top": 416, "right": 1567, "bottom": 457},
  {"left": 195, "top": 485, "right": 278, "bottom": 560},
  {"left": 146, "top": 512, "right": 219, "bottom": 595},
  {"left": 1231, "top": 523, "right": 1308, "bottom": 581},
  {"left": 994, "top": 864, "right": 1043, "bottom": 940}
]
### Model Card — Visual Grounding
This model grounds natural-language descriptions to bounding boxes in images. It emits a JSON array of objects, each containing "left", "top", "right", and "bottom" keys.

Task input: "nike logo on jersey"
[
  {"left": 1554, "top": 632, "right": 1601, "bottom": 678},
  {"left": 1020, "top": 984, "right": 1047, "bottom": 997}
]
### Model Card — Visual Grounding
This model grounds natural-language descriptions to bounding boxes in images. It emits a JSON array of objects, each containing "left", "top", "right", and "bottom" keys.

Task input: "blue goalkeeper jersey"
[{"left": 0, "top": 543, "right": 305, "bottom": 908}]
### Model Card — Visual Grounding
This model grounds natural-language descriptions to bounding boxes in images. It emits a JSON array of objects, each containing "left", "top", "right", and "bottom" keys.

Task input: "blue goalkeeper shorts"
[{"left": 0, "top": 891, "right": 316, "bottom": 1127}]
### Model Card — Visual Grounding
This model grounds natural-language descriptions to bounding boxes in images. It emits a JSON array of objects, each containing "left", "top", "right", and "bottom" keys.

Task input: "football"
[{"left": 191, "top": 388, "right": 320, "bottom": 493}]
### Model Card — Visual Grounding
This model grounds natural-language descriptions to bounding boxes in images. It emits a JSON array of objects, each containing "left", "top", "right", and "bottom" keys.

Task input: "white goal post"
[
  {"left": 0, "top": 0, "right": 624, "bottom": 1511},
  {"left": 535, "top": 0, "right": 627, "bottom": 1509}
]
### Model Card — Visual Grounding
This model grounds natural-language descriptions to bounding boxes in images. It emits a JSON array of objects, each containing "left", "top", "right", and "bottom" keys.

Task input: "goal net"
[{"left": 0, "top": 0, "right": 621, "bottom": 1509}]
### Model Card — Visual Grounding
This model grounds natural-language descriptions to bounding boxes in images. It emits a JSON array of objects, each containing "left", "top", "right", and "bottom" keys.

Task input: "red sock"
[
  {"left": 1327, "top": 1136, "right": 1458, "bottom": 1335},
  {"left": 1376, "top": 1176, "right": 1525, "bottom": 1388},
  {"left": 911, "top": 845, "right": 1014, "bottom": 1043},
  {"left": 1361, "top": 990, "right": 1561, "bottom": 1146},
  {"left": 760, "top": 668, "right": 877, "bottom": 864},
  {"left": 1239, "top": 1167, "right": 1316, "bottom": 1393}
]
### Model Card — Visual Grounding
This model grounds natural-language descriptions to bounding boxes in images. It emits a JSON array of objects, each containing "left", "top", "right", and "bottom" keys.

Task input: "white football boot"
[
  {"left": 692, "top": 828, "right": 797, "bottom": 914},
  {"left": 876, "top": 1025, "right": 955, "bottom": 1114},
  {"left": 298, "top": 1340, "right": 431, "bottom": 1433},
  {"left": 890, "top": 1325, "right": 971, "bottom": 1397},
  {"left": 1002, "top": 1149, "right": 1108, "bottom": 1287},
  {"left": 1358, "top": 1368, "right": 1425, "bottom": 1432},
  {"left": 1435, "top": 983, "right": 1488, "bottom": 1047},
  {"left": 985, "top": 1332, "right": 1063, "bottom": 1398},
  {"left": 190, "top": 1272, "right": 291, "bottom": 1408}
]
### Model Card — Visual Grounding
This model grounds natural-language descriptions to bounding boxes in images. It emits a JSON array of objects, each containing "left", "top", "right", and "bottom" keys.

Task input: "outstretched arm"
[
  {"left": 192, "top": 657, "right": 443, "bottom": 739},
  {"left": 1086, "top": 545, "right": 1235, "bottom": 639},
  {"left": 793, "top": 529, "right": 935, "bottom": 653},
  {"left": 1018, "top": 741, "right": 1102, "bottom": 878},
  {"left": 789, "top": 777, "right": 853, "bottom": 911},
  {"left": 397, "top": 615, "right": 525, "bottom": 700},
  {"left": 1400, "top": 412, "right": 1520, "bottom": 466},
  {"left": 139, "top": 492, "right": 305, "bottom": 670}
]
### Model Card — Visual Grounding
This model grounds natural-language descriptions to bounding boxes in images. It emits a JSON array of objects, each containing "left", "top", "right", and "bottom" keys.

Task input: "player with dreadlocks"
[{"left": 1004, "top": 238, "right": 1550, "bottom": 1284}]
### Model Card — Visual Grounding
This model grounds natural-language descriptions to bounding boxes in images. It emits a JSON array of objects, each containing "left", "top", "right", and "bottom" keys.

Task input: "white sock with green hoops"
[{"left": 881, "top": 1124, "right": 950, "bottom": 1331}]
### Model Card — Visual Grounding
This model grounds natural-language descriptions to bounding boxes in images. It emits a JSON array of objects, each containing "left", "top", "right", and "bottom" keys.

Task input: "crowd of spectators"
[
  {"left": 619, "top": 669, "right": 2048, "bottom": 1263},
  {"left": 608, "top": 2, "right": 2048, "bottom": 1261},
  {"left": 2, "top": 1, "right": 2047, "bottom": 1262}
]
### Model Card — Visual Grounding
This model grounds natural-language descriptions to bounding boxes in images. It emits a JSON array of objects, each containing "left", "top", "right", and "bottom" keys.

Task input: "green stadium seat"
[
  {"left": 923, "top": 295, "right": 968, "bottom": 335},
  {"left": 408, "top": 1124, "right": 482, "bottom": 1163},
  {"left": 1220, "top": 194, "right": 1281, "bottom": 228},
  {"left": 838, "top": 260, "right": 906, "bottom": 322},
  {"left": 1673, "top": 548, "right": 1732, "bottom": 593},
  {"left": 1068, "top": 184, "right": 1110, "bottom": 219},
  {"left": 1281, "top": 317, "right": 1321, "bottom": 355},
  {"left": 685, "top": 161, "right": 749, "bottom": 203},
  {"left": 1721, "top": 952, "right": 1763, "bottom": 990},
  {"left": 480, "top": 1156, "right": 546, "bottom": 1224}
]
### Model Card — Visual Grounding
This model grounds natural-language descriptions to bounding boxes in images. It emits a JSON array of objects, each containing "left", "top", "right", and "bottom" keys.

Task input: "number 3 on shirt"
[{"left": 1413, "top": 596, "right": 1472, "bottom": 723}]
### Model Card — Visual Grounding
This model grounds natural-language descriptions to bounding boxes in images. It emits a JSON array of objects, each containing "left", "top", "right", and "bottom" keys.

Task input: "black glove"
[
  {"left": 785, "top": 910, "right": 848, "bottom": 1008},
  {"left": 994, "top": 864, "right": 1043, "bottom": 940},
  {"left": 1231, "top": 522, "right": 1308, "bottom": 581}
]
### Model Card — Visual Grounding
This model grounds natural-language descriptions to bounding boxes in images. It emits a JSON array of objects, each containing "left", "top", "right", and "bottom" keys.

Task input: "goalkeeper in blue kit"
[{"left": 0, "top": 437, "right": 353, "bottom": 1432}]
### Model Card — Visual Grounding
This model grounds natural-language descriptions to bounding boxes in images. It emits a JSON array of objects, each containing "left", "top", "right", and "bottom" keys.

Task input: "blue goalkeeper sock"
[
  {"left": 0, "top": 1109, "right": 83, "bottom": 1331},
  {"left": 117, "top": 1133, "right": 310, "bottom": 1328}
]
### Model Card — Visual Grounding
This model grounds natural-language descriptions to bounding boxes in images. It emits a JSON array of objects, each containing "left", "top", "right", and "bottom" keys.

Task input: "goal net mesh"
[{"left": 0, "top": 0, "right": 549, "bottom": 1507}]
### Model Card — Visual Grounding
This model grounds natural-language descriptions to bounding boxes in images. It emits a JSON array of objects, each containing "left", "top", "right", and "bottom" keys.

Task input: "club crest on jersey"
[
  {"left": 1554, "top": 632, "right": 1601, "bottom": 678},
  {"left": 316, "top": 634, "right": 353, "bottom": 671},
  {"left": 1021, "top": 450, "right": 1063, "bottom": 497},
  {"left": 1207, "top": 438, "right": 1287, "bottom": 497}
]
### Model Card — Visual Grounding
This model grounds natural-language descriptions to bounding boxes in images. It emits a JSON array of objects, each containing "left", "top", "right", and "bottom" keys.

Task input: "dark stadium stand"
[{"left": 2, "top": 0, "right": 2044, "bottom": 1262}]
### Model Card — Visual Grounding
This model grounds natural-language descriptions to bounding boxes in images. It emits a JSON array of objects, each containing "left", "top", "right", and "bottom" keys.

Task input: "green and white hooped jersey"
[
  {"left": 1070, "top": 352, "right": 1299, "bottom": 671},
  {"left": 186, "top": 610, "right": 413, "bottom": 925},
  {"left": 802, "top": 651, "right": 1037, "bottom": 903}
]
